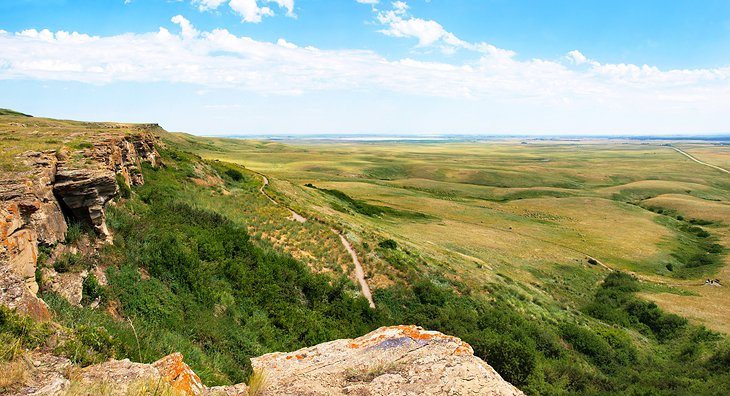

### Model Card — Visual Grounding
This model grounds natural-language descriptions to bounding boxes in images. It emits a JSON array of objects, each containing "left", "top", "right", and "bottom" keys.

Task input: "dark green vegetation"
[
  {"left": 0, "top": 108, "right": 31, "bottom": 117},
  {"left": 308, "top": 184, "right": 432, "bottom": 219},
  {"left": 116, "top": 173, "right": 132, "bottom": 199},
  {"left": 646, "top": 206, "right": 725, "bottom": 278},
  {"left": 16, "top": 146, "right": 723, "bottom": 394}
]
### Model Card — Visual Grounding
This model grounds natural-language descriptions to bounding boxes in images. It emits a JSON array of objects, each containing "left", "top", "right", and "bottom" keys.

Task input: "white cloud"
[
  {"left": 193, "top": 0, "right": 227, "bottom": 11},
  {"left": 374, "top": 1, "right": 483, "bottom": 53},
  {"left": 356, "top": 0, "right": 379, "bottom": 4},
  {"left": 171, "top": 15, "right": 199, "bottom": 39},
  {"left": 277, "top": 38, "right": 297, "bottom": 48},
  {"left": 0, "top": 18, "right": 729, "bottom": 113},
  {"left": 228, "top": 0, "right": 273, "bottom": 23},
  {"left": 567, "top": 50, "right": 588, "bottom": 65},
  {"left": 193, "top": 0, "right": 295, "bottom": 22}
]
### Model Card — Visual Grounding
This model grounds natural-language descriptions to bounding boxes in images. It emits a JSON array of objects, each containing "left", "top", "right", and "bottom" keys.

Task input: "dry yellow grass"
[
  {"left": 0, "top": 359, "right": 29, "bottom": 390},
  {"left": 639, "top": 265, "right": 730, "bottom": 335},
  {"left": 643, "top": 194, "right": 730, "bottom": 223},
  {"left": 247, "top": 369, "right": 267, "bottom": 396},
  {"left": 598, "top": 180, "right": 709, "bottom": 195}
]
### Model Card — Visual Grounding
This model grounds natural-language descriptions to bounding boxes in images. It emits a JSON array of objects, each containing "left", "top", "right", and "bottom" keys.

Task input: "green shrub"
[
  {"left": 116, "top": 174, "right": 132, "bottom": 199},
  {"left": 585, "top": 272, "right": 687, "bottom": 341},
  {"left": 470, "top": 332, "right": 537, "bottom": 386},
  {"left": 224, "top": 168, "right": 244, "bottom": 182},
  {"left": 65, "top": 222, "right": 84, "bottom": 244},
  {"left": 73, "top": 142, "right": 94, "bottom": 149},
  {"left": 0, "top": 306, "right": 54, "bottom": 361},
  {"left": 56, "top": 324, "right": 118, "bottom": 366},
  {"left": 54, "top": 252, "right": 83, "bottom": 273},
  {"left": 81, "top": 274, "right": 106, "bottom": 305},
  {"left": 37, "top": 244, "right": 53, "bottom": 266},
  {"left": 378, "top": 239, "right": 398, "bottom": 249},
  {"left": 560, "top": 323, "right": 614, "bottom": 369}
]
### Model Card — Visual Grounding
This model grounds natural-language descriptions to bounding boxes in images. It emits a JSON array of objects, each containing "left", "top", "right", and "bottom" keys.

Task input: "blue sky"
[{"left": 1, "top": 0, "right": 729, "bottom": 135}]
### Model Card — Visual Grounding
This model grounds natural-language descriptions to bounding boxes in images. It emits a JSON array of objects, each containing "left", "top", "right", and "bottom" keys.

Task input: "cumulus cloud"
[
  {"left": 171, "top": 15, "right": 199, "bottom": 39},
  {"left": 374, "top": 1, "right": 509, "bottom": 56},
  {"left": 0, "top": 17, "right": 729, "bottom": 110},
  {"left": 193, "top": 0, "right": 227, "bottom": 11},
  {"left": 567, "top": 50, "right": 588, "bottom": 65},
  {"left": 193, "top": 0, "right": 295, "bottom": 22}
]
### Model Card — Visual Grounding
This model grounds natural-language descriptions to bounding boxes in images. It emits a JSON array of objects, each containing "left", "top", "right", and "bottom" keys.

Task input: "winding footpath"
[
  {"left": 258, "top": 173, "right": 375, "bottom": 308},
  {"left": 670, "top": 146, "right": 730, "bottom": 174},
  {"left": 334, "top": 229, "right": 376, "bottom": 308}
]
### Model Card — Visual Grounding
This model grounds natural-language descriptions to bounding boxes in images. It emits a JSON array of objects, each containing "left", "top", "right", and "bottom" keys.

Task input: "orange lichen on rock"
[
  {"left": 152, "top": 353, "right": 205, "bottom": 396},
  {"left": 348, "top": 325, "right": 474, "bottom": 356}
]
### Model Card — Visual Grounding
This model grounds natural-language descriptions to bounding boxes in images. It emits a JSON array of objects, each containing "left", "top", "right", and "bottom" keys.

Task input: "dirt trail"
[
  {"left": 670, "top": 146, "right": 730, "bottom": 174},
  {"left": 258, "top": 173, "right": 375, "bottom": 307},
  {"left": 260, "top": 175, "right": 306, "bottom": 223},
  {"left": 334, "top": 229, "right": 376, "bottom": 308}
]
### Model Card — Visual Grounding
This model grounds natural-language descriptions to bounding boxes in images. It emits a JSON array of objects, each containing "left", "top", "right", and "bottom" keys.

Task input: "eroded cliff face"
[
  {"left": 7, "top": 326, "right": 522, "bottom": 396},
  {"left": 0, "top": 131, "right": 161, "bottom": 319}
]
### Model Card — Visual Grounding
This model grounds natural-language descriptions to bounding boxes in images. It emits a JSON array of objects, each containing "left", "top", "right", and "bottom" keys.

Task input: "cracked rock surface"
[{"left": 252, "top": 325, "right": 523, "bottom": 396}]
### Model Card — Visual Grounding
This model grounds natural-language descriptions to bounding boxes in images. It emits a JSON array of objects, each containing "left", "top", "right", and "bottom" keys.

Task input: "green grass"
[
  {"left": 0, "top": 108, "right": 31, "bottom": 117},
  {"left": 311, "top": 185, "right": 432, "bottom": 219}
]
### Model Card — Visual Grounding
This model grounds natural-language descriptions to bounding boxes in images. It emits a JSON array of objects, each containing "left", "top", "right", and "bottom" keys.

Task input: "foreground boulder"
[
  {"left": 6, "top": 352, "right": 205, "bottom": 396},
  {"left": 251, "top": 325, "right": 522, "bottom": 396}
]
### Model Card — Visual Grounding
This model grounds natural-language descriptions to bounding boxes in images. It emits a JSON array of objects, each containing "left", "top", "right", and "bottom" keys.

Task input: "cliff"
[
  {"left": 0, "top": 118, "right": 161, "bottom": 319},
  {"left": 7, "top": 326, "right": 522, "bottom": 396}
]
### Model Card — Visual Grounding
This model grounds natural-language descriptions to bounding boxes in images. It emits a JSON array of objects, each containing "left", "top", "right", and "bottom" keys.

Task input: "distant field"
[{"left": 173, "top": 134, "right": 730, "bottom": 334}]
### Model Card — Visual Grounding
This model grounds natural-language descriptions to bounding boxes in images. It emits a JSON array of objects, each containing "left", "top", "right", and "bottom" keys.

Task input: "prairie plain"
[{"left": 173, "top": 135, "right": 730, "bottom": 334}]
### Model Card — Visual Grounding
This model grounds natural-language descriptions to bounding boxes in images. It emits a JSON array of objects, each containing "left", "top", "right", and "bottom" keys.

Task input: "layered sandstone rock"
[
  {"left": 53, "top": 168, "right": 119, "bottom": 237},
  {"left": 0, "top": 130, "right": 160, "bottom": 315},
  {"left": 0, "top": 151, "right": 64, "bottom": 319}
]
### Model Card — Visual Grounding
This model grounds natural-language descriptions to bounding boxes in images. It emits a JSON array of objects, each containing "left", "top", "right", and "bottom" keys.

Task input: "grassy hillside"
[{"left": 178, "top": 136, "right": 730, "bottom": 335}]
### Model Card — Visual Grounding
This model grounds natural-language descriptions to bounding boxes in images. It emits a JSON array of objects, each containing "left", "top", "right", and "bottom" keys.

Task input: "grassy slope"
[{"left": 176, "top": 135, "right": 730, "bottom": 333}]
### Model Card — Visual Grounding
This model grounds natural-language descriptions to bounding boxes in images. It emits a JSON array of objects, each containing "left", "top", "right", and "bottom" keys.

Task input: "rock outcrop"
[
  {"left": 40, "top": 267, "right": 87, "bottom": 306},
  {"left": 4, "top": 326, "right": 521, "bottom": 396},
  {"left": 152, "top": 352, "right": 206, "bottom": 396},
  {"left": 0, "top": 151, "right": 65, "bottom": 319},
  {"left": 252, "top": 325, "right": 522, "bottom": 396},
  {"left": 0, "top": 129, "right": 161, "bottom": 316},
  {"left": 9, "top": 352, "right": 204, "bottom": 396}
]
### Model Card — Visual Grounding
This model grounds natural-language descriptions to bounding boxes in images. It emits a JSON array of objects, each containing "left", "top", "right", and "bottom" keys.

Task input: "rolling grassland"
[{"left": 173, "top": 135, "right": 730, "bottom": 334}]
